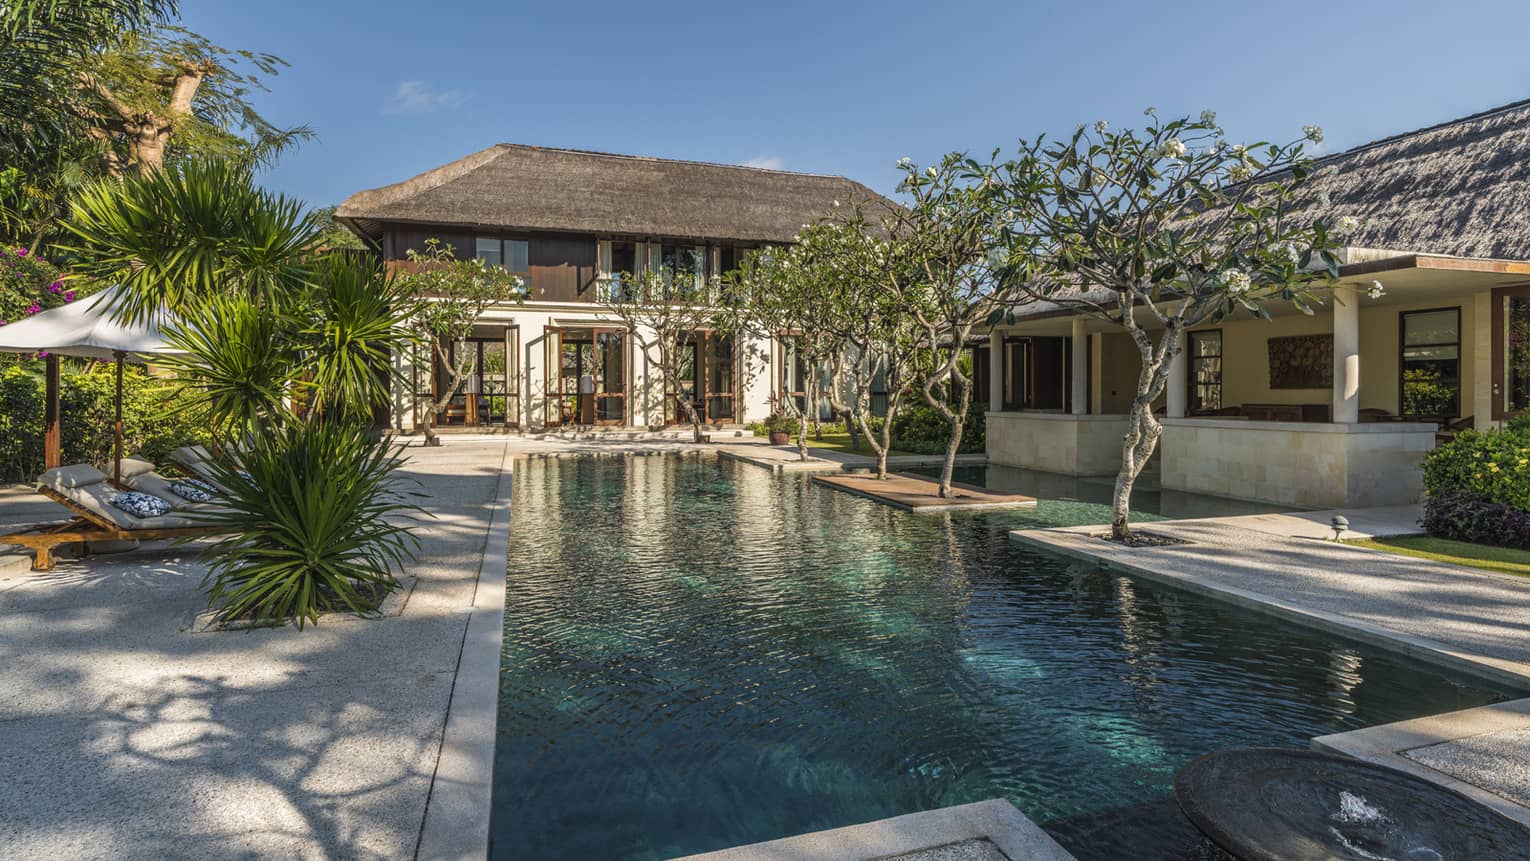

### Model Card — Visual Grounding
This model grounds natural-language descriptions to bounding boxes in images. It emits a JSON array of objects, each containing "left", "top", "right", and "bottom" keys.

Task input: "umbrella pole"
[
  {"left": 113, "top": 352, "right": 124, "bottom": 484},
  {"left": 44, "top": 354, "right": 60, "bottom": 470}
]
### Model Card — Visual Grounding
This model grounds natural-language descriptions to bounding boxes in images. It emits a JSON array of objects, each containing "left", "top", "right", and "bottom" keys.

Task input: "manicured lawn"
[
  {"left": 764, "top": 429, "right": 919, "bottom": 458},
  {"left": 1351, "top": 535, "right": 1530, "bottom": 579}
]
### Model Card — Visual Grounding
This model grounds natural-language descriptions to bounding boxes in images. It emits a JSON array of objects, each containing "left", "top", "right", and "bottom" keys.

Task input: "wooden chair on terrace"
[{"left": 0, "top": 463, "right": 225, "bottom": 572}]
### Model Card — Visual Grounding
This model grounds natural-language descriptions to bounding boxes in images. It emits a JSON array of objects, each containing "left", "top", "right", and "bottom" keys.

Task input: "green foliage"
[
  {"left": 0, "top": 365, "right": 44, "bottom": 480},
  {"left": 1422, "top": 423, "right": 1530, "bottom": 513},
  {"left": 82, "top": 25, "right": 312, "bottom": 170},
  {"left": 0, "top": 245, "right": 80, "bottom": 323},
  {"left": 59, "top": 158, "right": 320, "bottom": 323},
  {"left": 194, "top": 418, "right": 422, "bottom": 629},
  {"left": 312, "top": 205, "right": 367, "bottom": 251},
  {"left": 0, "top": 362, "right": 210, "bottom": 483},
  {"left": 0, "top": 1, "right": 175, "bottom": 159},
  {"left": 159, "top": 294, "right": 299, "bottom": 438},
  {"left": 300, "top": 254, "right": 418, "bottom": 421},
  {"left": 1401, "top": 366, "right": 1458, "bottom": 417},
  {"left": 890, "top": 400, "right": 987, "bottom": 454}
]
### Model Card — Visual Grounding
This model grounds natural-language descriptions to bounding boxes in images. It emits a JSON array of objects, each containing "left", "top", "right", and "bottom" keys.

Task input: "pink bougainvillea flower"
[
  {"left": 26, "top": 303, "right": 41, "bottom": 314},
  {"left": 48, "top": 280, "right": 62, "bottom": 292},
  {"left": 14, "top": 248, "right": 26, "bottom": 257},
  {"left": 36, "top": 351, "right": 47, "bottom": 358},
  {"left": 64, "top": 291, "right": 76, "bottom": 301}
]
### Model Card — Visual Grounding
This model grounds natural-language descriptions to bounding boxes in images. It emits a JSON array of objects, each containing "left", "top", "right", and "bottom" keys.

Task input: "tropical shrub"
[
  {"left": 0, "top": 246, "right": 97, "bottom": 326},
  {"left": 1420, "top": 492, "right": 1530, "bottom": 551},
  {"left": 194, "top": 418, "right": 422, "bottom": 628},
  {"left": 0, "top": 363, "right": 211, "bottom": 483},
  {"left": 1422, "top": 423, "right": 1530, "bottom": 513},
  {"left": 890, "top": 401, "right": 987, "bottom": 454}
]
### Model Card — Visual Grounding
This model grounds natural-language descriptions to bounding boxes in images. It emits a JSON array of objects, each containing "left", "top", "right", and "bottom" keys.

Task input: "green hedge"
[
  {"left": 1422, "top": 414, "right": 1530, "bottom": 513},
  {"left": 0, "top": 363, "right": 212, "bottom": 484},
  {"left": 889, "top": 401, "right": 987, "bottom": 454}
]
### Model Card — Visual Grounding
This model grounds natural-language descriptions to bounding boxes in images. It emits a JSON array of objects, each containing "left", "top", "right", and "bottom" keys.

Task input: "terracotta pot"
[{"left": 769, "top": 430, "right": 791, "bottom": 445}]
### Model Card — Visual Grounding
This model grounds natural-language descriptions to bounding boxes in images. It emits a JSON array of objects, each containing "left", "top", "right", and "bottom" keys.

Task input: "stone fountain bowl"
[{"left": 1173, "top": 748, "right": 1530, "bottom": 861}]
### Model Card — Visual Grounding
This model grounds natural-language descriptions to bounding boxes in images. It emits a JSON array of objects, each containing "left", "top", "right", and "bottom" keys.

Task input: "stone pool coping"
[
  {"left": 1013, "top": 516, "right": 1530, "bottom": 837},
  {"left": 813, "top": 472, "right": 1037, "bottom": 513},
  {"left": 414, "top": 443, "right": 515, "bottom": 861},
  {"left": 1314, "top": 698, "right": 1530, "bottom": 828},
  {"left": 670, "top": 799, "right": 1075, "bottom": 861},
  {"left": 1012, "top": 523, "right": 1530, "bottom": 689}
]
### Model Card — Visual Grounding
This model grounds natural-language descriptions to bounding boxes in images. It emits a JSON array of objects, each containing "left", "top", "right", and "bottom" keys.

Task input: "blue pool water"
[{"left": 491, "top": 456, "right": 1514, "bottom": 860}]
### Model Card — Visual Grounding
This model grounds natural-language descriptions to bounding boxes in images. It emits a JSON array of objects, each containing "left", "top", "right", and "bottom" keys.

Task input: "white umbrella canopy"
[
  {"left": 0, "top": 285, "right": 184, "bottom": 481},
  {"left": 0, "top": 285, "right": 180, "bottom": 360}
]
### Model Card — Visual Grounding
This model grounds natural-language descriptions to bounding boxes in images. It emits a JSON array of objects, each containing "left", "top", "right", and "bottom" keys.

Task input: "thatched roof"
[
  {"left": 1294, "top": 98, "right": 1530, "bottom": 259},
  {"left": 336, "top": 144, "right": 888, "bottom": 245}
]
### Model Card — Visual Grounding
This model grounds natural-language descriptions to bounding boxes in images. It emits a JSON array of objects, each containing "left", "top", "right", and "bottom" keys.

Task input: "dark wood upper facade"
[{"left": 379, "top": 222, "right": 762, "bottom": 304}]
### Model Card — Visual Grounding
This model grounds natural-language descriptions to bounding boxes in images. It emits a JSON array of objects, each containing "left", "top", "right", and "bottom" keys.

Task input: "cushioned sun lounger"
[{"left": 0, "top": 463, "right": 225, "bottom": 571}]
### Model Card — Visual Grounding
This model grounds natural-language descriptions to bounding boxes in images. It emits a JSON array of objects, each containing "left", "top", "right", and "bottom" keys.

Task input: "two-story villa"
[{"left": 335, "top": 144, "right": 880, "bottom": 431}]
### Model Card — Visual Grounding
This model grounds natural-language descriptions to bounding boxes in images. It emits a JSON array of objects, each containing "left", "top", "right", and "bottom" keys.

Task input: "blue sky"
[{"left": 182, "top": 0, "right": 1530, "bottom": 208}]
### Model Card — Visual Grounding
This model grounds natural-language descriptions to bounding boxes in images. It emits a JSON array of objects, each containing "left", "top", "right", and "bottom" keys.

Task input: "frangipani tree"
[
  {"left": 794, "top": 210, "right": 921, "bottom": 479},
  {"left": 889, "top": 152, "right": 1023, "bottom": 498},
  {"left": 729, "top": 240, "right": 847, "bottom": 462},
  {"left": 596, "top": 267, "right": 723, "bottom": 442},
  {"left": 989, "top": 110, "right": 1351, "bottom": 540},
  {"left": 394, "top": 238, "right": 526, "bottom": 446}
]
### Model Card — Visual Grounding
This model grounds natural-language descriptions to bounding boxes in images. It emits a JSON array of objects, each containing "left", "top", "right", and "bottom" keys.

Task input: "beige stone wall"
[
  {"left": 1160, "top": 418, "right": 1437, "bottom": 508},
  {"left": 1097, "top": 332, "right": 1146, "bottom": 414},
  {"left": 986, "top": 412, "right": 1128, "bottom": 475},
  {"left": 1177, "top": 297, "right": 1478, "bottom": 415}
]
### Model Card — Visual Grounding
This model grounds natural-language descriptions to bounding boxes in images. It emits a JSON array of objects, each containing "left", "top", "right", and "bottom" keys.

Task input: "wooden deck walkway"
[{"left": 812, "top": 472, "right": 1037, "bottom": 513}]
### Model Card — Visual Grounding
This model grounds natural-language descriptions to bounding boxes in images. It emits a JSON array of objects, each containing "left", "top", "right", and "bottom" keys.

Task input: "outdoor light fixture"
[{"left": 1330, "top": 515, "right": 1349, "bottom": 541}]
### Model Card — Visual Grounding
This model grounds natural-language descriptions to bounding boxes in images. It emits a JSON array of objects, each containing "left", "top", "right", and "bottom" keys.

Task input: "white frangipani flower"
[
  {"left": 1094, "top": 119, "right": 1109, "bottom": 134},
  {"left": 1143, "top": 105, "right": 1157, "bottom": 116},
  {"left": 897, "top": 156, "right": 912, "bottom": 167},
  {"left": 1316, "top": 191, "right": 1332, "bottom": 208},
  {"left": 927, "top": 166, "right": 937, "bottom": 178},
  {"left": 1219, "top": 269, "right": 1252, "bottom": 294},
  {"left": 1333, "top": 215, "right": 1360, "bottom": 236},
  {"left": 1200, "top": 109, "right": 1217, "bottom": 125},
  {"left": 1367, "top": 280, "right": 1386, "bottom": 299},
  {"left": 1303, "top": 125, "right": 1325, "bottom": 144},
  {"left": 1160, "top": 138, "right": 1187, "bottom": 159},
  {"left": 1228, "top": 163, "right": 1252, "bottom": 183}
]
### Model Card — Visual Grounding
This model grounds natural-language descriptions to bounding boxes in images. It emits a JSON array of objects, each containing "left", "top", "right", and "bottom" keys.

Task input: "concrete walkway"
[
  {"left": 0, "top": 438, "right": 512, "bottom": 861},
  {"left": 1013, "top": 510, "right": 1530, "bottom": 687}
]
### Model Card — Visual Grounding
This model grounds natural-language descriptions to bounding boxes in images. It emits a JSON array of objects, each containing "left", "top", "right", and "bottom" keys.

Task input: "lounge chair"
[
  {"left": 0, "top": 463, "right": 224, "bottom": 571},
  {"left": 170, "top": 445, "right": 220, "bottom": 484}
]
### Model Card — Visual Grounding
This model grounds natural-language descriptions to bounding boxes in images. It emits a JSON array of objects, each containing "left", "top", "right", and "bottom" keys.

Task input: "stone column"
[
  {"left": 1333, "top": 285, "right": 1360, "bottom": 424},
  {"left": 1167, "top": 327, "right": 1188, "bottom": 418},
  {"left": 1071, "top": 317, "right": 1088, "bottom": 415},
  {"left": 989, "top": 330, "right": 1004, "bottom": 410}
]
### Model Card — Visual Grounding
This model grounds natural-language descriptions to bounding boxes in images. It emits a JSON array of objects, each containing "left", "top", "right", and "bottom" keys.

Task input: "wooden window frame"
[
  {"left": 1187, "top": 329, "right": 1224, "bottom": 414},
  {"left": 1492, "top": 284, "right": 1530, "bottom": 420},
  {"left": 1397, "top": 306, "right": 1462, "bottom": 419}
]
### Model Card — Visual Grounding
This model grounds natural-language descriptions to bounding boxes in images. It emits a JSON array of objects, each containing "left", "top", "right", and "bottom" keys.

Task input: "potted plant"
[{"left": 763, "top": 412, "right": 798, "bottom": 445}]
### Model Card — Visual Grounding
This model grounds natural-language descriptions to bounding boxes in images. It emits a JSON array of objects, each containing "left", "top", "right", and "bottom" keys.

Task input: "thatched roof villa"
[
  {"left": 983, "top": 99, "right": 1530, "bottom": 509},
  {"left": 336, "top": 144, "right": 891, "bottom": 431}
]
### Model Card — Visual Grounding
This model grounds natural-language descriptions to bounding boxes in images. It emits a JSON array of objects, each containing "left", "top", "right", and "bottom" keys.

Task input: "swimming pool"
[{"left": 491, "top": 455, "right": 1514, "bottom": 860}]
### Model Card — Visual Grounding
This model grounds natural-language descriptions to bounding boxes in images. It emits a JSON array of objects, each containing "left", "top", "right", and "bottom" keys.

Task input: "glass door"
[
  {"left": 593, "top": 328, "right": 627, "bottom": 424},
  {"left": 1494, "top": 285, "right": 1530, "bottom": 420},
  {"left": 706, "top": 332, "right": 735, "bottom": 421}
]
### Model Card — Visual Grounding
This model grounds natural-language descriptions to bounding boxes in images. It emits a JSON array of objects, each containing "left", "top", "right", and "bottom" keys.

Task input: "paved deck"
[
  {"left": 673, "top": 800, "right": 1074, "bottom": 861},
  {"left": 0, "top": 438, "right": 513, "bottom": 860},
  {"left": 813, "top": 472, "right": 1036, "bottom": 512},
  {"left": 1013, "top": 510, "right": 1530, "bottom": 688},
  {"left": 1316, "top": 698, "right": 1530, "bottom": 827}
]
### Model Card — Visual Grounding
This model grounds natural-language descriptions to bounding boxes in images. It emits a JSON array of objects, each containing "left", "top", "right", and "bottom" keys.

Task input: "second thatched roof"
[
  {"left": 1290, "top": 98, "right": 1530, "bottom": 260},
  {"left": 336, "top": 144, "right": 888, "bottom": 245}
]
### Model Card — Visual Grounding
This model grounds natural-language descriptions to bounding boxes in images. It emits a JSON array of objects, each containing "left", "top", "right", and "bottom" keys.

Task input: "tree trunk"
[{"left": 1110, "top": 400, "right": 1163, "bottom": 540}]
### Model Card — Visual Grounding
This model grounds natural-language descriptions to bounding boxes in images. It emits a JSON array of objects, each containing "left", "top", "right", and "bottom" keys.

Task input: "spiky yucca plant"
[{"left": 194, "top": 418, "right": 422, "bottom": 628}]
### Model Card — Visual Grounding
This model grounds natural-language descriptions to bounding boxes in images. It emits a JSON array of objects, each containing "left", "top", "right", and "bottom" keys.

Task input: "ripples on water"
[{"left": 491, "top": 456, "right": 1512, "bottom": 861}]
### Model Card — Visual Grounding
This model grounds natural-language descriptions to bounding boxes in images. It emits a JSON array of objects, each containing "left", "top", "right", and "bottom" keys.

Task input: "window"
[
  {"left": 475, "top": 237, "right": 530, "bottom": 276},
  {"left": 1497, "top": 287, "right": 1530, "bottom": 419},
  {"left": 1400, "top": 308, "right": 1460, "bottom": 418},
  {"left": 1188, "top": 330, "right": 1222, "bottom": 412}
]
